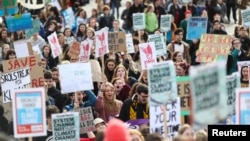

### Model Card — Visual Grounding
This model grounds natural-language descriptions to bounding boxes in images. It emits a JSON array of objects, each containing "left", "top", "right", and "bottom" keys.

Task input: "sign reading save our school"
[
  {"left": 196, "top": 34, "right": 232, "bottom": 63},
  {"left": 12, "top": 88, "right": 46, "bottom": 138}
]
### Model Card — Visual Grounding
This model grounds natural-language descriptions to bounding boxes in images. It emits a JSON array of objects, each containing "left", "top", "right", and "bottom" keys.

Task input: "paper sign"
[
  {"left": 14, "top": 40, "right": 33, "bottom": 58},
  {"left": 148, "top": 61, "right": 177, "bottom": 105},
  {"left": 5, "top": 13, "right": 33, "bottom": 32},
  {"left": 160, "top": 15, "right": 171, "bottom": 32},
  {"left": 241, "top": 8, "right": 250, "bottom": 27},
  {"left": 25, "top": 18, "right": 41, "bottom": 39},
  {"left": 236, "top": 88, "right": 250, "bottom": 124},
  {"left": 148, "top": 33, "right": 167, "bottom": 57},
  {"left": 49, "top": 0, "right": 62, "bottom": 11},
  {"left": 226, "top": 72, "right": 240, "bottom": 115},
  {"left": 196, "top": 34, "right": 232, "bottom": 62},
  {"left": 190, "top": 60, "right": 228, "bottom": 129},
  {"left": 74, "top": 107, "right": 95, "bottom": 133},
  {"left": 126, "top": 34, "right": 135, "bottom": 53},
  {"left": 139, "top": 42, "right": 157, "bottom": 70},
  {"left": 61, "top": 7, "right": 76, "bottom": 29},
  {"left": 20, "top": 0, "right": 45, "bottom": 9},
  {"left": 12, "top": 88, "right": 46, "bottom": 138},
  {"left": 79, "top": 39, "right": 93, "bottom": 62},
  {"left": 52, "top": 112, "right": 80, "bottom": 141},
  {"left": 177, "top": 77, "right": 191, "bottom": 116},
  {"left": 132, "top": 13, "right": 145, "bottom": 31},
  {"left": 58, "top": 62, "right": 93, "bottom": 94},
  {"left": 108, "top": 32, "right": 126, "bottom": 52},
  {"left": 95, "top": 27, "right": 109, "bottom": 58},
  {"left": 150, "top": 97, "right": 181, "bottom": 139},
  {"left": 186, "top": 17, "right": 208, "bottom": 40},
  {"left": 48, "top": 32, "right": 62, "bottom": 58},
  {"left": 1, "top": 67, "right": 31, "bottom": 103},
  {"left": 237, "top": 61, "right": 250, "bottom": 74}
]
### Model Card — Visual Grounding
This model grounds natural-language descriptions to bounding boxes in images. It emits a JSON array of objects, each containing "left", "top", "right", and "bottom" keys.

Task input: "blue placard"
[
  {"left": 5, "top": 13, "right": 33, "bottom": 32},
  {"left": 16, "top": 93, "right": 43, "bottom": 125},
  {"left": 186, "top": 17, "right": 208, "bottom": 40},
  {"left": 0, "top": 8, "right": 4, "bottom": 16},
  {"left": 7, "top": 6, "right": 18, "bottom": 15}
]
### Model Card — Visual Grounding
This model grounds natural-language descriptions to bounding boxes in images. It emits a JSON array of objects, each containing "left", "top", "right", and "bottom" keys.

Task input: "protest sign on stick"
[
  {"left": 52, "top": 112, "right": 80, "bottom": 141},
  {"left": 12, "top": 88, "right": 46, "bottom": 138}
]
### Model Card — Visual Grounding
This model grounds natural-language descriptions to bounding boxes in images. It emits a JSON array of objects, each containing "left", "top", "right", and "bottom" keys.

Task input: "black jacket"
[
  {"left": 119, "top": 96, "right": 148, "bottom": 122},
  {"left": 47, "top": 87, "right": 64, "bottom": 112}
]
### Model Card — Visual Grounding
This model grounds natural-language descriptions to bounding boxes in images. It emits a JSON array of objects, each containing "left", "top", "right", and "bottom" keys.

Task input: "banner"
[
  {"left": 95, "top": 27, "right": 109, "bottom": 57},
  {"left": 139, "top": 42, "right": 157, "bottom": 70},
  {"left": 5, "top": 13, "right": 33, "bottom": 32},
  {"left": 108, "top": 32, "right": 126, "bottom": 52},
  {"left": 196, "top": 34, "right": 232, "bottom": 62},
  {"left": 150, "top": 97, "right": 181, "bottom": 139},
  {"left": 1, "top": 67, "right": 31, "bottom": 103},
  {"left": 160, "top": 15, "right": 171, "bottom": 32},
  {"left": 132, "top": 13, "right": 145, "bottom": 31},
  {"left": 12, "top": 88, "right": 46, "bottom": 138},
  {"left": 186, "top": 17, "right": 208, "bottom": 40},
  {"left": 52, "top": 112, "right": 80, "bottom": 141},
  {"left": 148, "top": 61, "right": 177, "bottom": 105},
  {"left": 48, "top": 32, "right": 62, "bottom": 58},
  {"left": 226, "top": 72, "right": 240, "bottom": 115},
  {"left": 74, "top": 107, "right": 95, "bottom": 134},
  {"left": 177, "top": 76, "right": 191, "bottom": 116},
  {"left": 19, "top": 0, "right": 45, "bottom": 9},
  {"left": 190, "top": 60, "right": 228, "bottom": 129},
  {"left": 58, "top": 62, "right": 93, "bottom": 94},
  {"left": 148, "top": 33, "right": 167, "bottom": 57}
]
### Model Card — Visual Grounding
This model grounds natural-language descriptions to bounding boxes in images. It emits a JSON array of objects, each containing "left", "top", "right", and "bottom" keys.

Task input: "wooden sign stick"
[
  {"left": 138, "top": 30, "right": 141, "bottom": 43},
  {"left": 162, "top": 105, "right": 168, "bottom": 140},
  {"left": 28, "top": 137, "right": 33, "bottom": 141}
]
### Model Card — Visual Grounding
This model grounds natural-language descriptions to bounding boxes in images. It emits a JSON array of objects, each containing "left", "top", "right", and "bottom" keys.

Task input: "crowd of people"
[{"left": 0, "top": 0, "right": 249, "bottom": 141}]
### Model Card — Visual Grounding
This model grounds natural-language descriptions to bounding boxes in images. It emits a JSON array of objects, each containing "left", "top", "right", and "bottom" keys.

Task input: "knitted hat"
[{"left": 104, "top": 118, "right": 131, "bottom": 141}]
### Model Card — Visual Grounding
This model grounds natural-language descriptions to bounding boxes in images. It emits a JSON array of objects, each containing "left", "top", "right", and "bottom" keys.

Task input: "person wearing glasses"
[{"left": 119, "top": 83, "right": 149, "bottom": 122}]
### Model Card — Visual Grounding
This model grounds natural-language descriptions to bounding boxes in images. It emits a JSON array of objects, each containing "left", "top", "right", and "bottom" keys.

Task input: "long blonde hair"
[{"left": 103, "top": 82, "right": 120, "bottom": 112}]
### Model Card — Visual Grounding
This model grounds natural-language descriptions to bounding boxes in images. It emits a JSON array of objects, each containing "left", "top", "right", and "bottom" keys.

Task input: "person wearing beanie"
[{"left": 104, "top": 118, "right": 131, "bottom": 141}]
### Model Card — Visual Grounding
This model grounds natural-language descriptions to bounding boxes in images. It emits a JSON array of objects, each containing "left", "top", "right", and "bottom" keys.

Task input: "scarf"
[{"left": 129, "top": 95, "right": 149, "bottom": 120}]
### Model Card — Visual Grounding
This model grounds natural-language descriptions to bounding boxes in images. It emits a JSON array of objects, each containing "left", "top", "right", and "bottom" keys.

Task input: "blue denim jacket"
[{"left": 64, "top": 90, "right": 97, "bottom": 111}]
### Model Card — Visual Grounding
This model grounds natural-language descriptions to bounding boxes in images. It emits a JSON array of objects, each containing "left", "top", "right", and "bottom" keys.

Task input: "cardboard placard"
[
  {"left": 196, "top": 34, "right": 232, "bottom": 62},
  {"left": 108, "top": 32, "right": 126, "bottom": 52}
]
